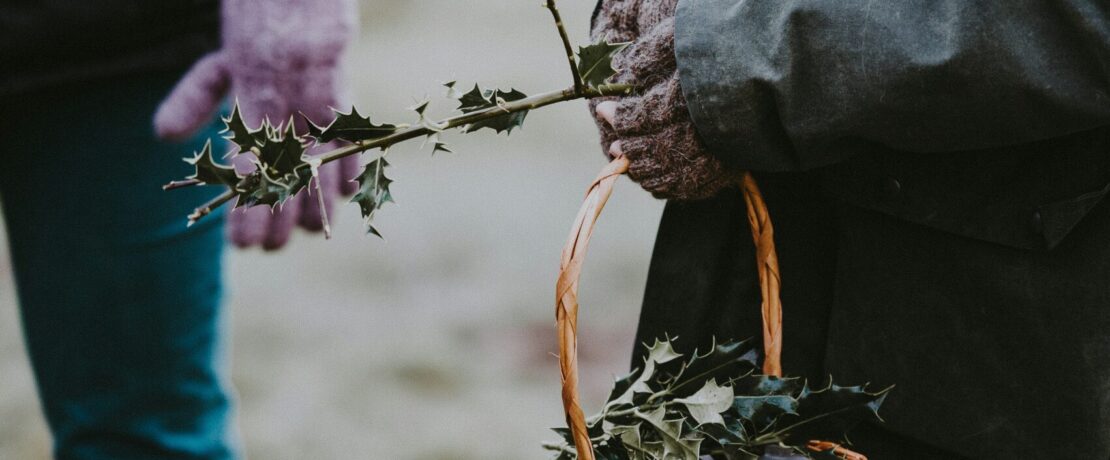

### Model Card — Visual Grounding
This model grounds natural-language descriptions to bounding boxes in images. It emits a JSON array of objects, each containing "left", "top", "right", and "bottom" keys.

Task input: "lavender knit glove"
[
  {"left": 154, "top": 0, "right": 360, "bottom": 250},
  {"left": 591, "top": 1, "right": 740, "bottom": 200}
]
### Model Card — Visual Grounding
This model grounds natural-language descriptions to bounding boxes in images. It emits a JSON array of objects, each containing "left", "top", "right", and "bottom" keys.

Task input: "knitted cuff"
[{"left": 607, "top": 20, "right": 740, "bottom": 200}]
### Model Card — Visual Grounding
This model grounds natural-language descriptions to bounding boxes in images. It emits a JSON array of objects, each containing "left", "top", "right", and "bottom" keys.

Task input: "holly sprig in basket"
[{"left": 544, "top": 338, "right": 890, "bottom": 460}]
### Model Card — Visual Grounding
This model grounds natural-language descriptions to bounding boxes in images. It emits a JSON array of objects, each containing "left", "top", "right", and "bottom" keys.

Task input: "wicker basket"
[{"left": 554, "top": 157, "right": 863, "bottom": 460}]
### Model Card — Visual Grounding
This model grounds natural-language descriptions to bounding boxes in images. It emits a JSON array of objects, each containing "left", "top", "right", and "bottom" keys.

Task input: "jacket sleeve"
[{"left": 675, "top": 0, "right": 1110, "bottom": 171}]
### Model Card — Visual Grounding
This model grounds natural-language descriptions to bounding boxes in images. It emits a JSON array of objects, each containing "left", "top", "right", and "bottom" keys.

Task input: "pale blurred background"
[{"left": 0, "top": 1, "right": 664, "bottom": 458}]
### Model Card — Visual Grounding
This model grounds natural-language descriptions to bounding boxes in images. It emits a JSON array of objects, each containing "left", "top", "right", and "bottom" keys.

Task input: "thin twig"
[
  {"left": 544, "top": 0, "right": 584, "bottom": 95},
  {"left": 164, "top": 179, "right": 202, "bottom": 190},
  {"left": 187, "top": 190, "right": 237, "bottom": 226},
  {"left": 308, "top": 84, "right": 630, "bottom": 168}
]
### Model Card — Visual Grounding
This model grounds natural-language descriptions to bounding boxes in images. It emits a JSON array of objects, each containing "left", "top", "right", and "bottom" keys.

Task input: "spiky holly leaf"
[
  {"left": 351, "top": 158, "right": 394, "bottom": 237},
  {"left": 610, "top": 424, "right": 646, "bottom": 460},
  {"left": 221, "top": 103, "right": 264, "bottom": 153},
  {"left": 457, "top": 85, "right": 492, "bottom": 112},
  {"left": 732, "top": 375, "right": 805, "bottom": 400},
  {"left": 455, "top": 85, "right": 530, "bottom": 134},
  {"left": 731, "top": 393, "right": 799, "bottom": 433},
  {"left": 783, "top": 382, "right": 890, "bottom": 444},
  {"left": 305, "top": 107, "right": 399, "bottom": 143},
  {"left": 549, "top": 337, "right": 890, "bottom": 459},
  {"left": 255, "top": 120, "right": 308, "bottom": 175},
  {"left": 577, "top": 41, "right": 630, "bottom": 88},
  {"left": 186, "top": 140, "right": 240, "bottom": 187},
  {"left": 237, "top": 168, "right": 305, "bottom": 208},
  {"left": 660, "top": 339, "right": 759, "bottom": 399},
  {"left": 697, "top": 420, "right": 753, "bottom": 450},
  {"left": 607, "top": 338, "right": 684, "bottom": 410},
  {"left": 594, "top": 439, "right": 632, "bottom": 460},
  {"left": 673, "top": 379, "right": 734, "bottom": 426},
  {"left": 634, "top": 406, "right": 701, "bottom": 460}
]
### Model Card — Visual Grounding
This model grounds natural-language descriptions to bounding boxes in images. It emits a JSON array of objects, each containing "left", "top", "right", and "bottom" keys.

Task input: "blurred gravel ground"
[{"left": 0, "top": 1, "right": 664, "bottom": 458}]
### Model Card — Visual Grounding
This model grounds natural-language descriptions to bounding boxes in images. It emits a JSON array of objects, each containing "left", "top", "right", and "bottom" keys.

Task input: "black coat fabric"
[
  {"left": 636, "top": 130, "right": 1110, "bottom": 459},
  {"left": 625, "top": 0, "right": 1110, "bottom": 458},
  {"left": 674, "top": 0, "right": 1110, "bottom": 172},
  {"left": 0, "top": 0, "right": 219, "bottom": 97}
]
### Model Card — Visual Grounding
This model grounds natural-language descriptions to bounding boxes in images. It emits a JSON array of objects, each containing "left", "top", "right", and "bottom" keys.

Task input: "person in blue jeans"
[{"left": 0, "top": 0, "right": 359, "bottom": 458}]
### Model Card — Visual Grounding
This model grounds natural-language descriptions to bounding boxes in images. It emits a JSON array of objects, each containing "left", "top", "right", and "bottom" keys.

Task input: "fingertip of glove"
[
  {"left": 152, "top": 104, "right": 194, "bottom": 142},
  {"left": 153, "top": 52, "right": 230, "bottom": 142},
  {"left": 227, "top": 207, "right": 268, "bottom": 249}
]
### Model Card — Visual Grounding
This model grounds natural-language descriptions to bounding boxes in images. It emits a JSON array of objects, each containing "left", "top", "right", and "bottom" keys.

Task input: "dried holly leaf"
[
  {"left": 186, "top": 140, "right": 240, "bottom": 187},
  {"left": 577, "top": 41, "right": 630, "bottom": 88},
  {"left": 351, "top": 157, "right": 394, "bottom": 237},
  {"left": 305, "top": 107, "right": 399, "bottom": 143}
]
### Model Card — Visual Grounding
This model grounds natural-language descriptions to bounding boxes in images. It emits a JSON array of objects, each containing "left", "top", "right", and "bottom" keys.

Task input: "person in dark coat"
[{"left": 589, "top": 1, "right": 1110, "bottom": 458}]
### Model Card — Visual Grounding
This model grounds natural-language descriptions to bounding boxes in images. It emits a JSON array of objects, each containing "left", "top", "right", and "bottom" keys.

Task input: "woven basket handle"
[
  {"left": 555, "top": 157, "right": 630, "bottom": 459},
  {"left": 554, "top": 159, "right": 860, "bottom": 460}
]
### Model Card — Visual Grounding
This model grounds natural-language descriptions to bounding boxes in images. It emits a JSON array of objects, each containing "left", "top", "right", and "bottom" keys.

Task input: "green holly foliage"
[
  {"left": 351, "top": 157, "right": 394, "bottom": 237},
  {"left": 256, "top": 119, "right": 308, "bottom": 175},
  {"left": 235, "top": 166, "right": 309, "bottom": 209},
  {"left": 211, "top": 104, "right": 314, "bottom": 209},
  {"left": 455, "top": 84, "right": 530, "bottom": 134},
  {"left": 305, "top": 107, "right": 400, "bottom": 144},
  {"left": 576, "top": 41, "right": 630, "bottom": 88},
  {"left": 172, "top": 17, "right": 637, "bottom": 232},
  {"left": 221, "top": 104, "right": 263, "bottom": 153},
  {"left": 186, "top": 140, "right": 240, "bottom": 187},
  {"left": 544, "top": 337, "right": 890, "bottom": 460}
]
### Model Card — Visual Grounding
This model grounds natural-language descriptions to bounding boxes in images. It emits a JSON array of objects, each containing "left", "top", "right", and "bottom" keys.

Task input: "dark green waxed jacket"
[{"left": 598, "top": 1, "right": 1110, "bottom": 458}]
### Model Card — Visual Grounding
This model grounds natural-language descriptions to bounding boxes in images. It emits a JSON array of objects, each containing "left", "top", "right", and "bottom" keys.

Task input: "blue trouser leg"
[{"left": 0, "top": 71, "right": 236, "bottom": 459}]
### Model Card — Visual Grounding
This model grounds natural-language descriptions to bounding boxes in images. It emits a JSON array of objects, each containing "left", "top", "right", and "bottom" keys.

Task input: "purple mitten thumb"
[{"left": 154, "top": 52, "right": 231, "bottom": 141}]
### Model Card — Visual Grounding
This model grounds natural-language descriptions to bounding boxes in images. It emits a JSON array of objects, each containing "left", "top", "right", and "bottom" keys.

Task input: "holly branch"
[{"left": 166, "top": 0, "right": 630, "bottom": 237}]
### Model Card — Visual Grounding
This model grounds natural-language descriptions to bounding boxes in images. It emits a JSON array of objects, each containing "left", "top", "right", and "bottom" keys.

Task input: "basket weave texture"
[{"left": 555, "top": 158, "right": 865, "bottom": 460}]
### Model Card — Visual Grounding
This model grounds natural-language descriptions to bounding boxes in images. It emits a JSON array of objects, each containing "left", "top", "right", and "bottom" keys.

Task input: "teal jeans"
[{"left": 0, "top": 70, "right": 236, "bottom": 459}]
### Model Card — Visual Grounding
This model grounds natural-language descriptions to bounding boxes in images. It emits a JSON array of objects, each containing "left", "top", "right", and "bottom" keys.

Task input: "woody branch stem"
[
  {"left": 184, "top": 83, "right": 632, "bottom": 222},
  {"left": 544, "top": 0, "right": 584, "bottom": 95}
]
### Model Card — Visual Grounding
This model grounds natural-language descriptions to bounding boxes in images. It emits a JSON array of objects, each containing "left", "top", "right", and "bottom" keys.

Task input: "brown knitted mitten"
[
  {"left": 590, "top": 1, "right": 737, "bottom": 200},
  {"left": 598, "top": 16, "right": 741, "bottom": 200}
]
